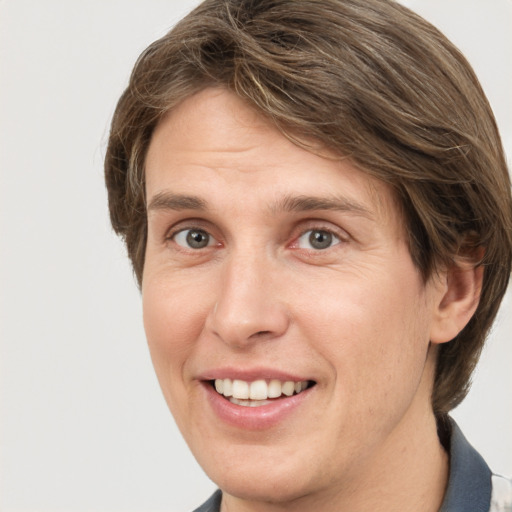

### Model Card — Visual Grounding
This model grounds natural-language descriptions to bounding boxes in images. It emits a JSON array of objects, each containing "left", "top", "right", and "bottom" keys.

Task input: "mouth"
[{"left": 210, "top": 378, "right": 315, "bottom": 407}]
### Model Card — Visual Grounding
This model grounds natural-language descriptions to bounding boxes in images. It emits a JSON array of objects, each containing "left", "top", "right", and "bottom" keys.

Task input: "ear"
[{"left": 429, "top": 261, "right": 484, "bottom": 344}]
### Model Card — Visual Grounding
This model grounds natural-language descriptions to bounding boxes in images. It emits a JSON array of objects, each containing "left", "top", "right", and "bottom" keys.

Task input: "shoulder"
[{"left": 490, "top": 474, "right": 512, "bottom": 512}]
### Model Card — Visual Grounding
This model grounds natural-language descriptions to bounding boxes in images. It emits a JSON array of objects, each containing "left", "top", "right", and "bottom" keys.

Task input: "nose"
[{"left": 205, "top": 252, "right": 290, "bottom": 348}]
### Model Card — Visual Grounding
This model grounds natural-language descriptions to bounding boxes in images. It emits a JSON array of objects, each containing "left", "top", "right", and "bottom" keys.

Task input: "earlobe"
[{"left": 429, "top": 262, "right": 484, "bottom": 344}]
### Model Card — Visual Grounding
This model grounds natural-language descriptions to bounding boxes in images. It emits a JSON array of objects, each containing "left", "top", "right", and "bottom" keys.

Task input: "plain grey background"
[{"left": 0, "top": 1, "right": 510, "bottom": 511}]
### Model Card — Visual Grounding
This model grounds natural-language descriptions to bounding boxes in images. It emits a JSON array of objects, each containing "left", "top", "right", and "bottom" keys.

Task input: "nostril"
[{"left": 250, "top": 330, "right": 272, "bottom": 339}]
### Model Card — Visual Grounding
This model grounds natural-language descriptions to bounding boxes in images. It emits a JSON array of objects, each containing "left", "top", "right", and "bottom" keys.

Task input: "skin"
[{"left": 142, "top": 88, "right": 482, "bottom": 512}]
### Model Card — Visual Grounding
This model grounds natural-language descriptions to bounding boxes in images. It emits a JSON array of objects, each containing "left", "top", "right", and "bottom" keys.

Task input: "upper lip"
[{"left": 197, "top": 367, "right": 312, "bottom": 383}]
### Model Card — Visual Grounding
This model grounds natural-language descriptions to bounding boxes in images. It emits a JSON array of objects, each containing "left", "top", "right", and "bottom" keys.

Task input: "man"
[{"left": 104, "top": 1, "right": 512, "bottom": 510}]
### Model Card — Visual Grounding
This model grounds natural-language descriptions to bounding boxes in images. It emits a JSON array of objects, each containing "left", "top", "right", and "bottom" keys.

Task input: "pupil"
[
  {"left": 186, "top": 230, "right": 209, "bottom": 248},
  {"left": 309, "top": 230, "right": 332, "bottom": 249}
]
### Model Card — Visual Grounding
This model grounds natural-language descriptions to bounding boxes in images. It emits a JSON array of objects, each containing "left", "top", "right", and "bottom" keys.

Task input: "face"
[{"left": 143, "top": 88, "right": 446, "bottom": 505}]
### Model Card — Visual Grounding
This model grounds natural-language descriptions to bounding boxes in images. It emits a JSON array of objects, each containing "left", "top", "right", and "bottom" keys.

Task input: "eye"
[
  {"left": 173, "top": 228, "right": 216, "bottom": 249},
  {"left": 297, "top": 229, "right": 340, "bottom": 250}
]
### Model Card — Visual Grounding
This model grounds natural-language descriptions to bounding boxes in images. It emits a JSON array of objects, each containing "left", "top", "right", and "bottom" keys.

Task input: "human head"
[{"left": 104, "top": 0, "right": 512, "bottom": 415}]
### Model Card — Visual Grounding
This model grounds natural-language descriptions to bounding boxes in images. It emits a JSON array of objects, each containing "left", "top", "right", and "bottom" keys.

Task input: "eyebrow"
[
  {"left": 273, "top": 194, "right": 373, "bottom": 218},
  {"left": 147, "top": 192, "right": 207, "bottom": 212},
  {"left": 147, "top": 191, "right": 373, "bottom": 218}
]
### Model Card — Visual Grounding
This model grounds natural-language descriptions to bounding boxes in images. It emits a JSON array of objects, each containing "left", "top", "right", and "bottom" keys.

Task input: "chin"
[
  {"left": 193, "top": 442, "right": 329, "bottom": 505},
  {"left": 215, "top": 470, "right": 314, "bottom": 505}
]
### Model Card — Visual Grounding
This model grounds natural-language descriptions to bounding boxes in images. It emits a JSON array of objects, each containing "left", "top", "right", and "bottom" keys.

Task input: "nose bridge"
[{"left": 208, "top": 245, "right": 289, "bottom": 346}]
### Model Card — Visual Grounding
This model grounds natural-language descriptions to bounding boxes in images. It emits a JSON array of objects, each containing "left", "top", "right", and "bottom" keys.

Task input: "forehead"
[{"left": 146, "top": 87, "right": 400, "bottom": 227}]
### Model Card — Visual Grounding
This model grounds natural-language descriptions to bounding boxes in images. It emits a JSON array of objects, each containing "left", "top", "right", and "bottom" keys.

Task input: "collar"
[
  {"left": 193, "top": 489, "right": 222, "bottom": 512},
  {"left": 439, "top": 417, "right": 492, "bottom": 512}
]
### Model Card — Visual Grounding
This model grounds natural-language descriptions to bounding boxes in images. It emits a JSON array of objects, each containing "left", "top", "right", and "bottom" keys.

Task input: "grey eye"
[
  {"left": 174, "top": 229, "right": 213, "bottom": 249},
  {"left": 297, "top": 229, "right": 339, "bottom": 250}
]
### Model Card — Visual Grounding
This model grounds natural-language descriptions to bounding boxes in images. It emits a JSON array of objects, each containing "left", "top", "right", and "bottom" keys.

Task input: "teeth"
[
  {"left": 223, "top": 378, "right": 233, "bottom": 397},
  {"left": 232, "top": 379, "right": 249, "bottom": 399},
  {"left": 213, "top": 378, "right": 310, "bottom": 401},
  {"left": 249, "top": 380, "right": 267, "bottom": 400},
  {"left": 282, "top": 381, "right": 295, "bottom": 396},
  {"left": 230, "top": 397, "right": 272, "bottom": 407},
  {"left": 268, "top": 379, "right": 282, "bottom": 398}
]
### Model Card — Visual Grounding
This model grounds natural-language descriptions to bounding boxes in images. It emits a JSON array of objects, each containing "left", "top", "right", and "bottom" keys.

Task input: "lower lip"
[{"left": 203, "top": 382, "right": 313, "bottom": 430}]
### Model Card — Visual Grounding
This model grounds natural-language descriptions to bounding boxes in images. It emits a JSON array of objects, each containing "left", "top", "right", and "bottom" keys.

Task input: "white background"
[{"left": 0, "top": 1, "right": 510, "bottom": 511}]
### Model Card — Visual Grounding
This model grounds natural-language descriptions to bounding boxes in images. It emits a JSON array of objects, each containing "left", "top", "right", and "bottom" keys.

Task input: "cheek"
[
  {"left": 142, "top": 277, "right": 208, "bottom": 389},
  {"left": 301, "top": 263, "right": 432, "bottom": 408}
]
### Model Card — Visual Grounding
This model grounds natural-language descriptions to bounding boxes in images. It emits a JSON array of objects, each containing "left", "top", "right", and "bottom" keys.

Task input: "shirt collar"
[{"left": 439, "top": 417, "right": 492, "bottom": 512}]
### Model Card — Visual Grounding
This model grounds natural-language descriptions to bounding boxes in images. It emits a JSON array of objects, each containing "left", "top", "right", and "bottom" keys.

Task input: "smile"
[{"left": 213, "top": 378, "right": 311, "bottom": 407}]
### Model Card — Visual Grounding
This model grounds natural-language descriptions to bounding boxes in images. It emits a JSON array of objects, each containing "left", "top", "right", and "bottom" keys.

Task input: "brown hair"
[{"left": 105, "top": 0, "right": 512, "bottom": 414}]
